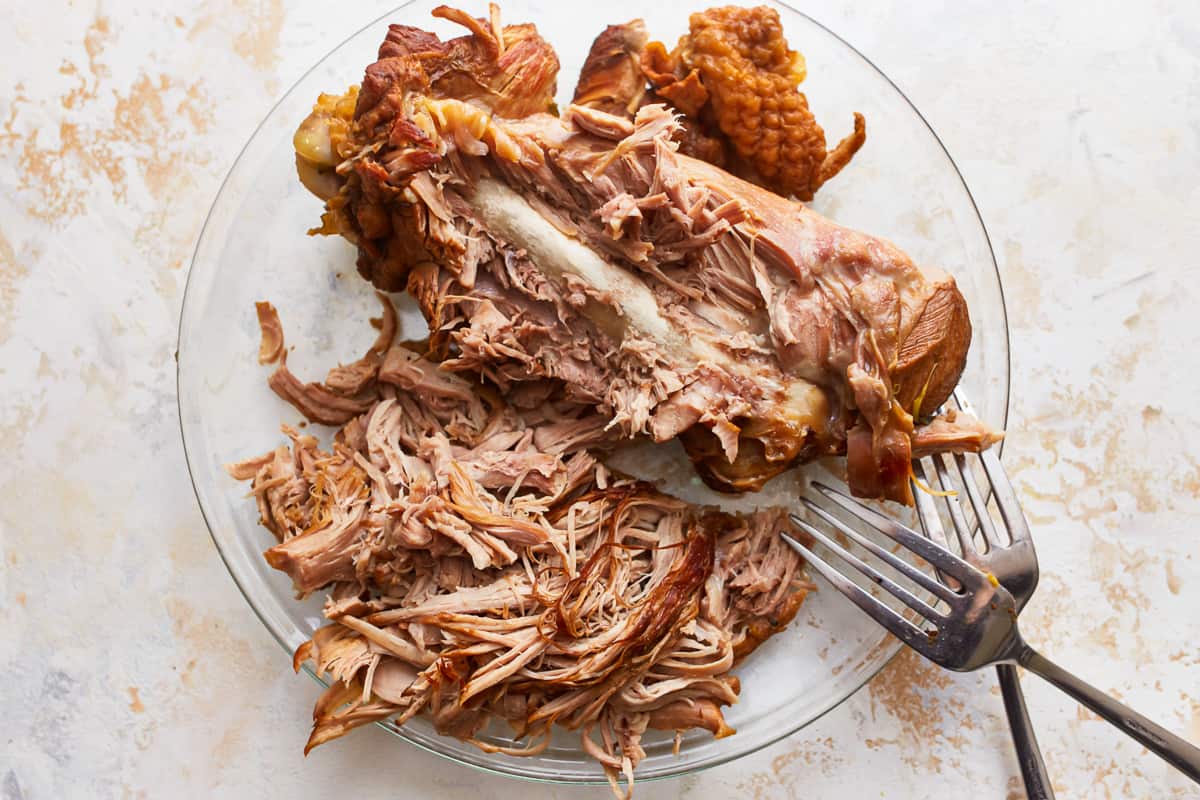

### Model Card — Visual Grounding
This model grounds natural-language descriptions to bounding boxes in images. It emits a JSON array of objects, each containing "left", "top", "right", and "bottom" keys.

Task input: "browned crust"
[
  {"left": 571, "top": 21, "right": 649, "bottom": 116},
  {"left": 646, "top": 698, "right": 735, "bottom": 738},
  {"left": 893, "top": 276, "right": 972, "bottom": 418},
  {"left": 731, "top": 583, "right": 809, "bottom": 661}
]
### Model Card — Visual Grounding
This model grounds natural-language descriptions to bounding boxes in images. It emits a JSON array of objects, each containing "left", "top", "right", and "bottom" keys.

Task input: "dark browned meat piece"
[{"left": 572, "top": 21, "right": 649, "bottom": 116}]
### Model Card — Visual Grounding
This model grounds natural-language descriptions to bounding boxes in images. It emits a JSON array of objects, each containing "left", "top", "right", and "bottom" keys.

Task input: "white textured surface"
[{"left": 2, "top": 2, "right": 1199, "bottom": 798}]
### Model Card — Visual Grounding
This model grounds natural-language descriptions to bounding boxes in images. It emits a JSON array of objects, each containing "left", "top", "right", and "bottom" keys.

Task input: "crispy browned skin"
[
  {"left": 576, "top": 8, "right": 866, "bottom": 201},
  {"left": 300, "top": 4, "right": 560, "bottom": 290},
  {"left": 891, "top": 273, "right": 973, "bottom": 417},
  {"left": 678, "top": 6, "right": 865, "bottom": 201},
  {"left": 639, "top": 38, "right": 729, "bottom": 165},
  {"left": 379, "top": 4, "right": 560, "bottom": 119},
  {"left": 572, "top": 22, "right": 649, "bottom": 116}
]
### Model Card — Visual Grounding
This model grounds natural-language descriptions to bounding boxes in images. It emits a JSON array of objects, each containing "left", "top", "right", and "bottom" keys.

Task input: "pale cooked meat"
[
  {"left": 324, "top": 358, "right": 379, "bottom": 396},
  {"left": 911, "top": 408, "right": 1004, "bottom": 457}
]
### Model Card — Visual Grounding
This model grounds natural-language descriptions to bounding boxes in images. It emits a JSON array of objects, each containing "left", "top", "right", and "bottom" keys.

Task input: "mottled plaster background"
[{"left": 1, "top": 1, "right": 1197, "bottom": 798}]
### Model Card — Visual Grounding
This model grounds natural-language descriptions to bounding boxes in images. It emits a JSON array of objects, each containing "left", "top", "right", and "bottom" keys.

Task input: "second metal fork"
[
  {"left": 913, "top": 389, "right": 1052, "bottom": 798},
  {"left": 784, "top": 467, "right": 1200, "bottom": 784}
]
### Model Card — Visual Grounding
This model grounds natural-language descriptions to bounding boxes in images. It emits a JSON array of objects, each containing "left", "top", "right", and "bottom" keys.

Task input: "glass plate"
[{"left": 177, "top": 0, "right": 1010, "bottom": 785}]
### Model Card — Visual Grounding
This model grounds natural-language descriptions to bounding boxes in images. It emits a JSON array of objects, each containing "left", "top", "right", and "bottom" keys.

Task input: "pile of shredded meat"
[
  {"left": 292, "top": 3, "right": 1000, "bottom": 506},
  {"left": 229, "top": 301, "right": 813, "bottom": 793}
]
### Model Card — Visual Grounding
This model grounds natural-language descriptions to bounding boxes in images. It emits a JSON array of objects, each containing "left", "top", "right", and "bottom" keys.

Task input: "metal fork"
[
  {"left": 782, "top": 478, "right": 1200, "bottom": 783},
  {"left": 912, "top": 389, "right": 1052, "bottom": 798}
]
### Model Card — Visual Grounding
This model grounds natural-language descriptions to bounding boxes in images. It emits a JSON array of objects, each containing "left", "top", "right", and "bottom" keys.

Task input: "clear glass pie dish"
[{"left": 177, "top": 0, "right": 1009, "bottom": 785}]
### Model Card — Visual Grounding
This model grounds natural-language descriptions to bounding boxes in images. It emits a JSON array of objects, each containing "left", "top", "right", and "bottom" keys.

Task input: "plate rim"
[{"left": 176, "top": 0, "right": 1011, "bottom": 785}]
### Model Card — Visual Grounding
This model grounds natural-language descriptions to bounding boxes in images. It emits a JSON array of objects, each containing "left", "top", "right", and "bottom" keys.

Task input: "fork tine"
[
  {"left": 951, "top": 452, "right": 1004, "bottom": 549},
  {"left": 949, "top": 386, "right": 974, "bottom": 416},
  {"left": 911, "top": 460, "right": 964, "bottom": 590},
  {"left": 779, "top": 532, "right": 936, "bottom": 655},
  {"left": 977, "top": 447, "right": 1033, "bottom": 544},
  {"left": 932, "top": 455, "right": 982, "bottom": 555},
  {"left": 952, "top": 387, "right": 1033, "bottom": 545},
  {"left": 812, "top": 482, "right": 989, "bottom": 587},
  {"left": 913, "top": 459, "right": 954, "bottom": 552},
  {"left": 793, "top": 502, "right": 957, "bottom": 603},
  {"left": 789, "top": 510, "right": 948, "bottom": 618}
]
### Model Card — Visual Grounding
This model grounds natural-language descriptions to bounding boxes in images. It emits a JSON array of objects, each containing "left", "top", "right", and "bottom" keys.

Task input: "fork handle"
[
  {"left": 997, "top": 664, "right": 1056, "bottom": 798},
  {"left": 1017, "top": 646, "right": 1200, "bottom": 783}
]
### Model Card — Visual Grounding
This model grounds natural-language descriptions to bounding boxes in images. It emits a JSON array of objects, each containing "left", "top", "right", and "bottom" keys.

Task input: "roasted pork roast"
[{"left": 292, "top": 4, "right": 998, "bottom": 505}]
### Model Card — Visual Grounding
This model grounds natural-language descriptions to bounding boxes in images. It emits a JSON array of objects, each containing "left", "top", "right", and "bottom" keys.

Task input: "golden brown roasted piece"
[
  {"left": 678, "top": 6, "right": 866, "bottom": 200},
  {"left": 572, "top": 21, "right": 649, "bottom": 116},
  {"left": 574, "top": 6, "right": 865, "bottom": 201}
]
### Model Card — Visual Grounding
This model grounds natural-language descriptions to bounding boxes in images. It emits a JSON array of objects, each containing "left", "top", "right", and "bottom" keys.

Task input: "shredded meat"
[
  {"left": 267, "top": 365, "right": 375, "bottom": 427},
  {"left": 911, "top": 408, "right": 1005, "bottom": 457},
  {"left": 255, "top": 302, "right": 285, "bottom": 364},
  {"left": 258, "top": 292, "right": 398, "bottom": 425},
  {"left": 293, "top": 5, "right": 997, "bottom": 504},
  {"left": 229, "top": 304, "right": 814, "bottom": 793}
]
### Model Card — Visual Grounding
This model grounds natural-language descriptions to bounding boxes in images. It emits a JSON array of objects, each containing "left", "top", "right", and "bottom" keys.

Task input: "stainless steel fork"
[
  {"left": 912, "top": 389, "right": 1052, "bottom": 798},
  {"left": 783, "top": 480, "right": 1200, "bottom": 783}
]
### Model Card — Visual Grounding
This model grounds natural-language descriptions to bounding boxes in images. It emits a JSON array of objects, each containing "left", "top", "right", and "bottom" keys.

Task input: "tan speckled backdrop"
[{"left": 1, "top": 1, "right": 1197, "bottom": 797}]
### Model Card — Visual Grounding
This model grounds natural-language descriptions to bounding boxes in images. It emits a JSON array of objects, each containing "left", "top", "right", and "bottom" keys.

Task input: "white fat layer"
[
  {"left": 471, "top": 177, "right": 825, "bottom": 430},
  {"left": 474, "top": 179, "right": 678, "bottom": 345}
]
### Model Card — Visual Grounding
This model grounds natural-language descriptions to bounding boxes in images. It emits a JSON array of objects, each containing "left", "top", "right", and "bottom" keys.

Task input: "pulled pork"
[
  {"left": 292, "top": 3, "right": 998, "bottom": 505},
  {"left": 228, "top": 303, "right": 813, "bottom": 793}
]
